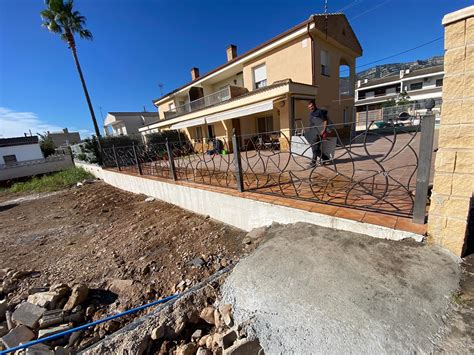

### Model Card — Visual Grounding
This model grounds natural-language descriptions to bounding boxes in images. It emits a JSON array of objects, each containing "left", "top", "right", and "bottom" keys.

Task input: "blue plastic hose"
[{"left": 0, "top": 293, "right": 178, "bottom": 354}]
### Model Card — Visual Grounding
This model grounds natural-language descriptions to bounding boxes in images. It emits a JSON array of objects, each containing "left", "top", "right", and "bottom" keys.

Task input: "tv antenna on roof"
[
  {"left": 158, "top": 82, "right": 164, "bottom": 96},
  {"left": 324, "top": 0, "right": 328, "bottom": 39}
]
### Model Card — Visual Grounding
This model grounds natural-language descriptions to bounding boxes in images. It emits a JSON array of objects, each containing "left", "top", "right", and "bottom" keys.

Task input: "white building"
[
  {"left": 103, "top": 112, "right": 159, "bottom": 137},
  {"left": 354, "top": 65, "right": 444, "bottom": 129},
  {"left": 0, "top": 136, "right": 43, "bottom": 166}
]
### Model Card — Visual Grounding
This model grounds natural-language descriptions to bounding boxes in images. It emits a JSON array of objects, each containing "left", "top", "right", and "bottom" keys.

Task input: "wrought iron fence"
[
  {"left": 101, "top": 117, "right": 435, "bottom": 219},
  {"left": 237, "top": 122, "right": 423, "bottom": 217}
]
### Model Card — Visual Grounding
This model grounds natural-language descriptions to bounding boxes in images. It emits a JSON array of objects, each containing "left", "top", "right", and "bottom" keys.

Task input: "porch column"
[
  {"left": 427, "top": 5, "right": 474, "bottom": 256},
  {"left": 278, "top": 95, "right": 292, "bottom": 151}
]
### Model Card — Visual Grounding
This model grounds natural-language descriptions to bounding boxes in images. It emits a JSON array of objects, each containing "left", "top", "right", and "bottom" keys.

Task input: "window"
[
  {"left": 409, "top": 82, "right": 423, "bottom": 90},
  {"left": 168, "top": 102, "right": 176, "bottom": 111},
  {"left": 436, "top": 78, "right": 443, "bottom": 87},
  {"left": 207, "top": 124, "right": 215, "bottom": 138},
  {"left": 257, "top": 116, "right": 273, "bottom": 133},
  {"left": 195, "top": 126, "right": 203, "bottom": 141},
  {"left": 3, "top": 155, "right": 17, "bottom": 165},
  {"left": 253, "top": 64, "right": 267, "bottom": 89},
  {"left": 321, "top": 50, "right": 330, "bottom": 76},
  {"left": 358, "top": 91, "right": 366, "bottom": 100},
  {"left": 374, "top": 87, "right": 386, "bottom": 97}
]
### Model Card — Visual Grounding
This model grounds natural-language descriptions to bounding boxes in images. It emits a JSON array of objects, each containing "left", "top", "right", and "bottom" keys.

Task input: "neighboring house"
[
  {"left": 0, "top": 136, "right": 43, "bottom": 166},
  {"left": 104, "top": 112, "right": 160, "bottom": 137},
  {"left": 354, "top": 65, "right": 444, "bottom": 129},
  {"left": 139, "top": 13, "right": 362, "bottom": 144},
  {"left": 47, "top": 128, "right": 81, "bottom": 147}
]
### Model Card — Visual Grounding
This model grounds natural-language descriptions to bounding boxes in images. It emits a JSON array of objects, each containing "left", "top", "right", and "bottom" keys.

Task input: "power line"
[
  {"left": 340, "top": 36, "right": 443, "bottom": 73},
  {"left": 337, "top": 0, "right": 362, "bottom": 13},
  {"left": 350, "top": 0, "right": 393, "bottom": 20}
]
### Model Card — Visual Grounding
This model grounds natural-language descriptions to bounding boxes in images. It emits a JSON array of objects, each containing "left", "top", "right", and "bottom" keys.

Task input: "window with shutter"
[
  {"left": 320, "top": 50, "right": 330, "bottom": 76},
  {"left": 253, "top": 64, "right": 267, "bottom": 89}
]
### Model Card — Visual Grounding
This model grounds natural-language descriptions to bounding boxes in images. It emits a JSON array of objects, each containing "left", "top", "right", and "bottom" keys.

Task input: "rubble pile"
[
  {"left": 83, "top": 271, "right": 264, "bottom": 355},
  {"left": 0, "top": 269, "right": 130, "bottom": 354}
]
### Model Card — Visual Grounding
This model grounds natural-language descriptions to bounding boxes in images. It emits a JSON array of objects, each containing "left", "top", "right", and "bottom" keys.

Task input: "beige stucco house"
[{"left": 139, "top": 13, "right": 362, "bottom": 147}]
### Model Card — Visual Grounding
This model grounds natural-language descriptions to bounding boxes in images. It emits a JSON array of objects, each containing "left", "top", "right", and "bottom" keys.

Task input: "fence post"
[
  {"left": 232, "top": 129, "right": 244, "bottom": 192},
  {"left": 132, "top": 143, "right": 143, "bottom": 175},
  {"left": 412, "top": 114, "right": 436, "bottom": 224},
  {"left": 112, "top": 145, "right": 121, "bottom": 171},
  {"left": 165, "top": 139, "right": 177, "bottom": 181}
]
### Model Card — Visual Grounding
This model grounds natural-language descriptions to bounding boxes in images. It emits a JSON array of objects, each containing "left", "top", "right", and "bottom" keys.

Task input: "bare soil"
[{"left": 0, "top": 181, "right": 254, "bottom": 348}]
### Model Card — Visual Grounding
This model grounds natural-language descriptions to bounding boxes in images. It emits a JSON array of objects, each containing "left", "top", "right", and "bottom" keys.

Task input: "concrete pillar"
[{"left": 427, "top": 5, "right": 474, "bottom": 256}]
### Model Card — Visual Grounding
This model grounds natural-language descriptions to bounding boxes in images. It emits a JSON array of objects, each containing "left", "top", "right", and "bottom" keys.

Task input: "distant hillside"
[{"left": 357, "top": 55, "right": 444, "bottom": 80}]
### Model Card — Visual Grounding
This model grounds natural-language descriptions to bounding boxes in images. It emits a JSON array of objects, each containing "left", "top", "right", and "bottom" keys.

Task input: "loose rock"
[
  {"left": 196, "top": 347, "right": 212, "bottom": 355},
  {"left": 198, "top": 334, "right": 210, "bottom": 347},
  {"left": 150, "top": 324, "right": 165, "bottom": 340},
  {"left": 191, "top": 328, "right": 203, "bottom": 341},
  {"left": 63, "top": 284, "right": 89, "bottom": 311},
  {"left": 176, "top": 342, "right": 197, "bottom": 355},
  {"left": 200, "top": 306, "right": 215, "bottom": 325},
  {"left": 220, "top": 304, "right": 233, "bottom": 327}
]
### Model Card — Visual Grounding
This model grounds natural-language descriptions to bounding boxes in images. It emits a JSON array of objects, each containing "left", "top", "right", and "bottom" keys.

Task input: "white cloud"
[{"left": 0, "top": 107, "right": 92, "bottom": 139}]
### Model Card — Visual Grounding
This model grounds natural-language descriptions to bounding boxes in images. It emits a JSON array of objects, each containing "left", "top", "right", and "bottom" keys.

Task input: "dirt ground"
[{"left": 0, "top": 181, "right": 254, "bottom": 349}]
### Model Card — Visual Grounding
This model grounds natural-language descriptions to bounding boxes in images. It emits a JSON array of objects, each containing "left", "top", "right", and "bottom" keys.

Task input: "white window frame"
[{"left": 252, "top": 63, "right": 267, "bottom": 89}]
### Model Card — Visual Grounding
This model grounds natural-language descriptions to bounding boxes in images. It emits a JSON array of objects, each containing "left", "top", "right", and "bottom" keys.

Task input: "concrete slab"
[
  {"left": 1, "top": 325, "right": 35, "bottom": 348},
  {"left": 221, "top": 222, "right": 461, "bottom": 354},
  {"left": 12, "top": 302, "right": 45, "bottom": 329}
]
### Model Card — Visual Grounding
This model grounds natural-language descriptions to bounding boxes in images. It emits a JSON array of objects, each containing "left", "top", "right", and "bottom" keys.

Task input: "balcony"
[
  {"left": 164, "top": 85, "right": 248, "bottom": 119},
  {"left": 339, "top": 78, "right": 354, "bottom": 97}
]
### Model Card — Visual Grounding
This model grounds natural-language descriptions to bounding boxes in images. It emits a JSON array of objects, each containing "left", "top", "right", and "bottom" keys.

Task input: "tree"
[
  {"left": 396, "top": 91, "right": 412, "bottom": 106},
  {"left": 38, "top": 132, "right": 56, "bottom": 157},
  {"left": 40, "top": 0, "right": 101, "bottom": 141}
]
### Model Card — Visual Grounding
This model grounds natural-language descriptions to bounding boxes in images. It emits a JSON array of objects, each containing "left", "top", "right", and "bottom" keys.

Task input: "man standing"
[{"left": 307, "top": 100, "right": 330, "bottom": 167}]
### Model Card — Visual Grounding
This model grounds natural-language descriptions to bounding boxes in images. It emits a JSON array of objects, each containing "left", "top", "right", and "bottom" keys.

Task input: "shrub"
[
  {"left": 146, "top": 130, "right": 188, "bottom": 145},
  {"left": 38, "top": 133, "right": 56, "bottom": 157}
]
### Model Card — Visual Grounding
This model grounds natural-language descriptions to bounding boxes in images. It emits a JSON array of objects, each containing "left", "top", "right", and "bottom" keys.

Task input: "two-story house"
[
  {"left": 354, "top": 65, "right": 444, "bottom": 129},
  {"left": 104, "top": 112, "right": 160, "bottom": 137},
  {"left": 139, "top": 13, "right": 362, "bottom": 146}
]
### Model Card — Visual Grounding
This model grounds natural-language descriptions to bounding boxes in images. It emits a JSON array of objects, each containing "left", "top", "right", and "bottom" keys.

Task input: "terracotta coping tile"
[
  {"left": 334, "top": 208, "right": 366, "bottom": 222},
  {"left": 309, "top": 204, "right": 339, "bottom": 216},
  {"left": 395, "top": 218, "right": 427, "bottom": 235},
  {"left": 362, "top": 212, "right": 398, "bottom": 229}
]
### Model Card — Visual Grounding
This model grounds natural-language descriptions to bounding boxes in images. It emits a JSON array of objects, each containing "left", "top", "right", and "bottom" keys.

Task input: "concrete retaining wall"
[
  {"left": 76, "top": 162, "right": 423, "bottom": 242},
  {"left": 0, "top": 155, "right": 74, "bottom": 181}
]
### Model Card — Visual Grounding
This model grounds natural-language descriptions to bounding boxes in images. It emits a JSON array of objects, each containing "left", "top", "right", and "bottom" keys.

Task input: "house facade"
[
  {"left": 354, "top": 65, "right": 444, "bottom": 129},
  {"left": 139, "top": 13, "right": 362, "bottom": 146},
  {"left": 104, "top": 112, "right": 160, "bottom": 137},
  {"left": 0, "top": 136, "right": 43, "bottom": 166},
  {"left": 48, "top": 128, "right": 81, "bottom": 147}
]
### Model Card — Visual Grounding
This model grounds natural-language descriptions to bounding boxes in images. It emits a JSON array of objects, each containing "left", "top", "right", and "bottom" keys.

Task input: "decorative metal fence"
[{"left": 101, "top": 116, "right": 436, "bottom": 220}]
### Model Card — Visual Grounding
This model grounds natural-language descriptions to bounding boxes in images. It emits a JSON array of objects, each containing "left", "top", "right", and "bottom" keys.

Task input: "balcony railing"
[
  {"left": 164, "top": 85, "right": 248, "bottom": 119},
  {"left": 339, "top": 78, "right": 354, "bottom": 96}
]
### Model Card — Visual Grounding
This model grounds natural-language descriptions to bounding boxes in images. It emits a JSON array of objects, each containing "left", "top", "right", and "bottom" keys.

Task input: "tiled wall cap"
[{"left": 442, "top": 5, "right": 474, "bottom": 26}]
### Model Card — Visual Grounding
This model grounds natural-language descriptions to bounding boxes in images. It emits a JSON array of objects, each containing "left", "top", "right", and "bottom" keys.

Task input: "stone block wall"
[{"left": 428, "top": 6, "right": 474, "bottom": 256}]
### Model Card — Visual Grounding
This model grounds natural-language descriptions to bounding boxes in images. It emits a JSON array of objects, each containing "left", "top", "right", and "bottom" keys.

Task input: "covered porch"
[{"left": 140, "top": 80, "right": 319, "bottom": 153}]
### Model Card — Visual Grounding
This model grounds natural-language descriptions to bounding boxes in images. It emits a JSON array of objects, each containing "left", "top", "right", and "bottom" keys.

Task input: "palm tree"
[{"left": 40, "top": 0, "right": 101, "bottom": 139}]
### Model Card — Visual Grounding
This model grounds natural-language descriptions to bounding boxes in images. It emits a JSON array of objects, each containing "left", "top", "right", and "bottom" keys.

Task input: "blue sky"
[{"left": 0, "top": 0, "right": 471, "bottom": 138}]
